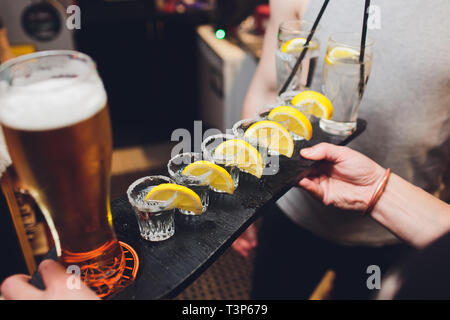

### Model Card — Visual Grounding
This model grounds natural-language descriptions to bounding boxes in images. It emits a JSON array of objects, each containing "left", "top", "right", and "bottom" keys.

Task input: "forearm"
[
  {"left": 370, "top": 173, "right": 450, "bottom": 248},
  {"left": 241, "top": 21, "right": 279, "bottom": 119},
  {"left": 241, "top": 72, "right": 278, "bottom": 119},
  {"left": 241, "top": 0, "right": 308, "bottom": 119}
]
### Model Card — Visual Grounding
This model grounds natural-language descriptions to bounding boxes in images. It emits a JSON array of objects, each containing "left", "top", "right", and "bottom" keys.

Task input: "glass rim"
[
  {"left": 279, "top": 90, "right": 302, "bottom": 100},
  {"left": 232, "top": 118, "right": 271, "bottom": 148},
  {"left": 0, "top": 50, "right": 97, "bottom": 82},
  {"left": 168, "top": 151, "right": 203, "bottom": 163},
  {"left": 201, "top": 133, "right": 236, "bottom": 151},
  {"left": 278, "top": 20, "right": 320, "bottom": 33},
  {"left": 255, "top": 107, "right": 272, "bottom": 119},
  {"left": 167, "top": 152, "right": 204, "bottom": 185},
  {"left": 127, "top": 175, "right": 175, "bottom": 210},
  {"left": 328, "top": 32, "right": 374, "bottom": 48},
  {"left": 201, "top": 133, "right": 236, "bottom": 163},
  {"left": 232, "top": 118, "right": 258, "bottom": 137}
]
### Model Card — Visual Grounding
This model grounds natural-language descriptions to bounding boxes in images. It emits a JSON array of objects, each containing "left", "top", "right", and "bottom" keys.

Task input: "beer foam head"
[{"left": 0, "top": 72, "right": 107, "bottom": 131}]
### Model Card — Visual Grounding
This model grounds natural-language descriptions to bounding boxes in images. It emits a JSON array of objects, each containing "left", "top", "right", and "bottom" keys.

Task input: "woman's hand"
[{"left": 298, "top": 143, "right": 386, "bottom": 212}]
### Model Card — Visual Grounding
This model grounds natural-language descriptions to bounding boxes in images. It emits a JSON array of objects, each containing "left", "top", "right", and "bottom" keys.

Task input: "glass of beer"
[{"left": 0, "top": 51, "right": 137, "bottom": 298}]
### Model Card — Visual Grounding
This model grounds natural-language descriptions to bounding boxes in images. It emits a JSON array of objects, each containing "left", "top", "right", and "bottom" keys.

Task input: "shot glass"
[
  {"left": 277, "top": 90, "right": 302, "bottom": 106},
  {"left": 201, "top": 133, "right": 240, "bottom": 190},
  {"left": 127, "top": 175, "right": 176, "bottom": 242},
  {"left": 167, "top": 152, "right": 210, "bottom": 215},
  {"left": 255, "top": 103, "right": 311, "bottom": 142},
  {"left": 231, "top": 120, "right": 280, "bottom": 176},
  {"left": 254, "top": 102, "right": 282, "bottom": 120}
]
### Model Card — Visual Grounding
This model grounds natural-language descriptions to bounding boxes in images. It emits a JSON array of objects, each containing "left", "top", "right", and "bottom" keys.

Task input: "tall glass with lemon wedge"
[
  {"left": 276, "top": 20, "right": 320, "bottom": 92},
  {"left": 321, "top": 32, "right": 373, "bottom": 135}
]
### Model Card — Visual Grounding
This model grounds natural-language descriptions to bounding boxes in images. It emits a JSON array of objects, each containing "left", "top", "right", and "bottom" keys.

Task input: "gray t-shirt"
[{"left": 277, "top": 0, "right": 450, "bottom": 246}]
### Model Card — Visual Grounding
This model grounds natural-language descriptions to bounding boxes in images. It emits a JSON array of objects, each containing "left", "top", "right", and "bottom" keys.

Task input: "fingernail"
[{"left": 301, "top": 148, "right": 311, "bottom": 156}]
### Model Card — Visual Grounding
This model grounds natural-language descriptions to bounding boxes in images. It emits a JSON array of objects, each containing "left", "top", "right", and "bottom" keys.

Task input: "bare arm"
[
  {"left": 299, "top": 143, "right": 450, "bottom": 249},
  {"left": 371, "top": 173, "right": 450, "bottom": 248},
  {"left": 241, "top": 0, "right": 309, "bottom": 119}
]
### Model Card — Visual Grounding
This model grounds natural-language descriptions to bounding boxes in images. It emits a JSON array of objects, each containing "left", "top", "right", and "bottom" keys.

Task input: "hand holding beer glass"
[{"left": 0, "top": 51, "right": 138, "bottom": 298}]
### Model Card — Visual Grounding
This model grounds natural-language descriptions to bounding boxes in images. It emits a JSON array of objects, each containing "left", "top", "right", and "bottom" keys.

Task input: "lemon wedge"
[
  {"left": 267, "top": 106, "right": 313, "bottom": 140},
  {"left": 214, "top": 139, "right": 264, "bottom": 178},
  {"left": 145, "top": 183, "right": 203, "bottom": 215},
  {"left": 244, "top": 120, "right": 294, "bottom": 158},
  {"left": 281, "top": 37, "right": 319, "bottom": 53},
  {"left": 182, "top": 160, "right": 234, "bottom": 194},
  {"left": 291, "top": 90, "right": 333, "bottom": 120},
  {"left": 325, "top": 46, "right": 360, "bottom": 65}
]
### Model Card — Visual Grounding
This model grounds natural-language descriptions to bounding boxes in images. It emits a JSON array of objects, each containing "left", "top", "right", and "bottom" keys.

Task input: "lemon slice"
[
  {"left": 267, "top": 106, "right": 313, "bottom": 140},
  {"left": 244, "top": 120, "right": 294, "bottom": 158},
  {"left": 214, "top": 139, "right": 264, "bottom": 178},
  {"left": 325, "top": 46, "right": 360, "bottom": 65},
  {"left": 182, "top": 160, "right": 234, "bottom": 194},
  {"left": 145, "top": 183, "right": 203, "bottom": 215},
  {"left": 281, "top": 37, "right": 319, "bottom": 53},
  {"left": 291, "top": 90, "right": 333, "bottom": 120}
]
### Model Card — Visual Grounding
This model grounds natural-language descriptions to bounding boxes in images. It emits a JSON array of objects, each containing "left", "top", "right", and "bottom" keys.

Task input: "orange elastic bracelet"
[{"left": 363, "top": 168, "right": 391, "bottom": 215}]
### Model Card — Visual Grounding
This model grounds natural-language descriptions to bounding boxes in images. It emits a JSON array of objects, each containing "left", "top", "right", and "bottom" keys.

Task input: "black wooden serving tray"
[{"left": 30, "top": 118, "right": 366, "bottom": 300}]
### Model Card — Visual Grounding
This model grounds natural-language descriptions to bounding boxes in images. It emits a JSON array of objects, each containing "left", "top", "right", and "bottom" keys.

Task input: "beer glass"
[{"left": 0, "top": 51, "right": 137, "bottom": 298}]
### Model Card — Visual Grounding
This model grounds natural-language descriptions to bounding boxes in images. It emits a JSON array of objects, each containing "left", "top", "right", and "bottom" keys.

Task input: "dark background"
[{"left": 75, "top": 0, "right": 210, "bottom": 148}]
